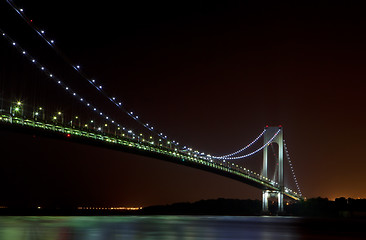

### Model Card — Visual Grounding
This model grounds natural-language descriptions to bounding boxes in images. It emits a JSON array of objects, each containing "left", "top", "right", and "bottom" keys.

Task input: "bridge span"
[{"left": 0, "top": 114, "right": 302, "bottom": 203}]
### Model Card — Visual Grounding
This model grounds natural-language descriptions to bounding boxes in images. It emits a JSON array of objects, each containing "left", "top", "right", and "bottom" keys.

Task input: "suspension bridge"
[{"left": 0, "top": 0, "right": 303, "bottom": 213}]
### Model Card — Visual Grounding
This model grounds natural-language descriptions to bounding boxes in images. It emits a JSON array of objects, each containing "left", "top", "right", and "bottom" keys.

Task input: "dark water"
[{"left": 0, "top": 216, "right": 365, "bottom": 240}]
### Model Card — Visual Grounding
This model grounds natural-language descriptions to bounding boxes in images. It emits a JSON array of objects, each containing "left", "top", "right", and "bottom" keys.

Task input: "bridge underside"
[{"left": 0, "top": 122, "right": 282, "bottom": 194}]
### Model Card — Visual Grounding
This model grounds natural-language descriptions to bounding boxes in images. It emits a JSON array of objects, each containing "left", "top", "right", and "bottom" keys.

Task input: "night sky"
[{"left": 1, "top": 1, "right": 366, "bottom": 208}]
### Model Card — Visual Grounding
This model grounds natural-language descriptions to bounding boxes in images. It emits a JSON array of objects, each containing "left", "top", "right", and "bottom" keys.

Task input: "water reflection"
[{"left": 0, "top": 216, "right": 364, "bottom": 240}]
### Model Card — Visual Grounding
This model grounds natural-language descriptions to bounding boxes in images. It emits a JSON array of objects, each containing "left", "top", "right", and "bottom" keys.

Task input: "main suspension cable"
[
  {"left": 214, "top": 129, "right": 281, "bottom": 160},
  {"left": 213, "top": 129, "right": 267, "bottom": 159},
  {"left": 6, "top": 0, "right": 177, "bottom": 144},
  {"left": 0, "top": 28, "right": 133, "bottom": 137},
  {"left": 283, "top": 139, "right": 302, "bottom": 196}
]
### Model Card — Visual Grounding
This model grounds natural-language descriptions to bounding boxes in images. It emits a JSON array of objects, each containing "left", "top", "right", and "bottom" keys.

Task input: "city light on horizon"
[{"left": 77, "top": 207, "right": 143, "bottom": 211}]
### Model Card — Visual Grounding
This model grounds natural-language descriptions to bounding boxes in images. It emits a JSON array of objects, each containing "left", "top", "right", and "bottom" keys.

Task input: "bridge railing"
[{"left": 0, "top": 113, "right": 302, "bottom": 200}]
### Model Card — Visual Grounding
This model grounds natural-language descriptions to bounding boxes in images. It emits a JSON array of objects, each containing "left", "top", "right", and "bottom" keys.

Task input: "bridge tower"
[{"left": 262, "top": 126, "right": 284, "bottom": 213}]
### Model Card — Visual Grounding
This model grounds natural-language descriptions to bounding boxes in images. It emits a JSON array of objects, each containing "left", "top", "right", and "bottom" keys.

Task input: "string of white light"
[
  {"left": 283, "top": 139, "right": 302, "bottom": 196},
  {"left": 6, "top": 0, "right": 177, "bottom": 145},
  {"left": 0, "top": 30, "right": 300, "bottom": 196},
  {"left": 213, "top": 129, "right": 267, "bottom": 159},
  {"left": 0, "top": 28, "right": 138, "bottom": 138},
  {"left": 214, "top": 129, "right": 281, "bottom": 160}
]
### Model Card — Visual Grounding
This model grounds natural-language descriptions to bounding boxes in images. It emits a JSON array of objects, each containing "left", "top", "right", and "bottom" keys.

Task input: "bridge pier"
[
  {"left": 262, "top": 126, "right": 284, "bottom": 214},
  {"left": 262, "top": 190, "right": 284, "bottom": 214},
  {"left": 278, "top": 191, "right": 284, "bottom": 213},
  {"left": 262, "top": 190, "right": 269, "bottom": 213}
]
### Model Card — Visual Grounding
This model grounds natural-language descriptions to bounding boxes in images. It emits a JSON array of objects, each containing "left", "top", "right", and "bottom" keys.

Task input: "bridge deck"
[{"left": 0, "top": 114, "right": 302, "bottom": 200}]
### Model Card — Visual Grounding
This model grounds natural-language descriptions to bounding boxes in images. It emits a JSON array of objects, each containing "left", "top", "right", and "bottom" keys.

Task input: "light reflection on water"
[{"left": 0, "top": 215, "right": 364, "bottom": 240}]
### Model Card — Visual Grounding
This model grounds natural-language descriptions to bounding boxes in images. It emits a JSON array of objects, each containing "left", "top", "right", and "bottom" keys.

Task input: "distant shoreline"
[{"left": 1, "top": 197, "right": 365, "bottom": 218}]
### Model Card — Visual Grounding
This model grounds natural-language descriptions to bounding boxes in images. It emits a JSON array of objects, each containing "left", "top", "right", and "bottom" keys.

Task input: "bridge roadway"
[{"left": 0, "top": 114, "right": 301, "bottom": 200}]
